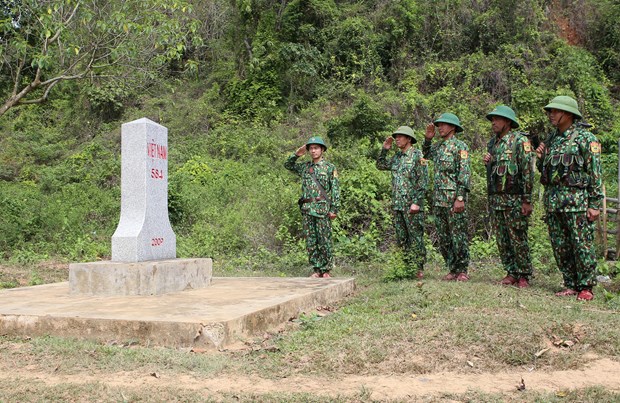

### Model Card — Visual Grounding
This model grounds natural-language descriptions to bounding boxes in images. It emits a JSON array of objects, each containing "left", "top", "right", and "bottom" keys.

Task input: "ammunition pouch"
[
  {"left": 541, "top": 152, "right": 587, "bottom": 188},
  {"left": 489, "top": 160, "right": 521, "bottom": 194}
]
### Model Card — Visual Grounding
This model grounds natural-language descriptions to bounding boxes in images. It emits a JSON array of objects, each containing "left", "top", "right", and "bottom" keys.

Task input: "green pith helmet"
[
  {"left": 486, "top": 105, "right": 520, "bottom": 128},
  {"left": 306, "top": 136, "right": 327, "bottom": 150},
  {"left": 433, "top": 112, "right": 464, "bottom": 133},
  {"left": 392, "top": 125, "right": 416, "bottom": 143},
  {"left": 543, "top": 96, "right": 582, "bottom": 119}
]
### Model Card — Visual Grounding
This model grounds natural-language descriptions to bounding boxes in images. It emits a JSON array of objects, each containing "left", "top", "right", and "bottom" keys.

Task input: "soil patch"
[{"left": 1, "top": 358, "right": 619, "bottom": 399}]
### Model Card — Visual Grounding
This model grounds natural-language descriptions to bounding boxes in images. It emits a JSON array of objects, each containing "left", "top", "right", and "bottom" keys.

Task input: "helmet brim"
[
  {"left": 543, "top": 103, "right": 582, "bottom": 119},
  {"left": 433, "top": 120, "right": 464, "bottom": 133},
  {"left": 306, "top": 143, "right": 327, "bottom": 151},
  {"left": 485, "top": 113, "right": 520, "bottom": 128},
  {"left": 391, "top": 132, "right": 417, "bottom": 143}
]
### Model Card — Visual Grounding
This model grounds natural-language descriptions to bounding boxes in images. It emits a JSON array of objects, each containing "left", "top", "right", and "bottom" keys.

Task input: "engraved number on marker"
[
  {"left": 151, "top": 168, "right": 164, "bottom": 179},
  {"left": 151, "top": 237, "right": 164, "bottom": 246}
]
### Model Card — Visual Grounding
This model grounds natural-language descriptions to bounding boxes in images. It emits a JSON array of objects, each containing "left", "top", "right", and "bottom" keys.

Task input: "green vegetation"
[
  {"left": 2, "top": 4, "right": 620, "bottom": 400},
  {"left": 1, "top": 1, "right": 619, "bottom": 294}
]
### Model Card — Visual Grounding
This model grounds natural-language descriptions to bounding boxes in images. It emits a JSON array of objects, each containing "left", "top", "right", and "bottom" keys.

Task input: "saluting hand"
[
  {"left": 424, "top": 123, "right": 435, "bottom": 140},
  {"left": 383, "top": 137, "right": 393, "bottom": 149},
  {"left": 295, "top": 145, "right": 307, "bottom": 157}
]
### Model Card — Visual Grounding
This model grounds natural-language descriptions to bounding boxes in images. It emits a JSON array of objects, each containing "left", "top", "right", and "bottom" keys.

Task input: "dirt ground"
[{"left": 2, "top": 356, "right": 620, "bottom": 400}]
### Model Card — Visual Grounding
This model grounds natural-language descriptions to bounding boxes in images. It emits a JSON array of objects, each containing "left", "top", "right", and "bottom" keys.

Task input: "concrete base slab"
[
  {"left": 69, "top": 258, "right": 212, "bottom": 296},
  {"left": 0, "top": 277, "right": 355, "bottom": 349}
]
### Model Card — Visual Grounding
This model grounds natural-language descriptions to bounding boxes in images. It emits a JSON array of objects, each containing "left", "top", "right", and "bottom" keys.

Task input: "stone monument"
[
  {"left": 111, "top": 118, "right": 176, "bottom": 261},
  {"left": 69, "top": 118, "right": 212, "bottom": 296}
]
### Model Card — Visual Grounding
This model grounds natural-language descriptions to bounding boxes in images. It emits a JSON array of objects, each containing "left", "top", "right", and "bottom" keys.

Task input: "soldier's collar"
[
  {"left": 441, "top": 136, "right": 455, "bottom": 143},
  {"left": 558, "top": 124, "right": 578, "bottom": 137},
  {"left": 496, "top": 130, "right": 514, "bottom": 142}
]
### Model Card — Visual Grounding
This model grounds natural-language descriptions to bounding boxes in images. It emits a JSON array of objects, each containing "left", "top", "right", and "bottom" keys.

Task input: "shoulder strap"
[
  {"left": 487, "top": 136, "right": 496, "bottom": 153},
  {"left": 510, "top": 133, "right": 520, "bottom": 162},
  {"left": 309, "top": 166, "right": 332, "bottom": 208},
  {"left": 503, "top": 132, "right": 524, "bottom": 167},
  {"left": 567, "top": 127, "right": 581, "bottom": 144}
]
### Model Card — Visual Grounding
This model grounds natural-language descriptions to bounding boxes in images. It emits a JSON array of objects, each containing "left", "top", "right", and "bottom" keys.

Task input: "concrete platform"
[
  {"left": 69, "top": 258, "right": 213, "bottom": 296},
  {"left": 0, "top": 277, "right": 355, "bottom": 349}
]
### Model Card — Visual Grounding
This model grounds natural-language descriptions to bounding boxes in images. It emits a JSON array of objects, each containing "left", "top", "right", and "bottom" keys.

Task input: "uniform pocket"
[
  {"left": 561, "top": 153, "right": 574, "bottom": 167},
  {"left": 568, "top": 172, "right": 587, "bottom": 188},
  {"left": 550, "top": 154, "right": 562, "bottom": 166},
  {"left": 507, "top": 162, "right": 518, "bottom": 176},
  {"left": 494, "top": 163, "right": 507, "bottom": 177},
  {"left": 574, "top": 155, "right": 584, "bottom": 167},
  {"left": 438, "top": 155, "right": 454, "bottom": 172}
]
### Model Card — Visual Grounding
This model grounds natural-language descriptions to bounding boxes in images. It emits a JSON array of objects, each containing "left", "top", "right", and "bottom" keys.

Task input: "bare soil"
[{"left": 1, "top": 356, "right": 619, "bottom": 400}]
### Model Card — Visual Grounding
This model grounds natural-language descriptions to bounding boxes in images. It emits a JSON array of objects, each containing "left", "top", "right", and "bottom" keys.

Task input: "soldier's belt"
[{"left": 300, "top": 196, "right": 325, "bottom": 204}]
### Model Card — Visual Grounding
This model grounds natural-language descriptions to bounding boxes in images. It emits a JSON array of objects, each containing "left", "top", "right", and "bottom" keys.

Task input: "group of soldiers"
[{"left": 285, "top": 95, "right": 603, "bottom": 301}]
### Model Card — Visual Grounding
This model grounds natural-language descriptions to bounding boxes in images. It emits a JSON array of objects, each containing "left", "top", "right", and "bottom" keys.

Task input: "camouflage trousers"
[
  {"left": 492, "top": 207, "right": 533, "bottom": 280},
  {"left": 434, "top": 207, "right": 469, "bottom": 274},
  {"left": 393, "top": 210, "right": 426, "bottom": 273},
  {"left": 546, "top": 211, "right": 597, "bottom": 291},
  {"left": 302, "top": 214, "right": 333, "bottom": 273}
]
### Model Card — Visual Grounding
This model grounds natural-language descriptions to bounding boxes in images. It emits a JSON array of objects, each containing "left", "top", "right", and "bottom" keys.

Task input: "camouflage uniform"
[
  {"left": 423, "top": 137, "right": 471, "bottom": 275},
  {"left": 285, "top": 154, "right": 340, "bottom": 274},
  {"left": 487, "top": 131, "right": 534, "bottom": 280},
  {"left": 538, "top": 123, "right": 603, "bottom": 291},
  {"left": 376, "top": 147, "right": 429, "bottom": 275}
]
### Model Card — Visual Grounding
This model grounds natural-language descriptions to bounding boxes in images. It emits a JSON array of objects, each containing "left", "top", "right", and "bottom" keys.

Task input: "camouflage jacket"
[
  {"left": 376, "top": 147, "right": 429, "bottom": 211},
  {"left": 486, "top": 131, "right": 534, "bottom": 210},
  {"left": 285, "top": 154, "right": 340, "bottom": 218},
  {"left": 537, "top": 124, "right": 603, "bottom": 212},
  {"left": 423, "top": 136, "right": 471, "bottom": 208}
]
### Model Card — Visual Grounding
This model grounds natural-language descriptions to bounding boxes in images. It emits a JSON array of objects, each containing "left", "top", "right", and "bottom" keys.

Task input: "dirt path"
[{"left": 3, "top": 358, "right": 620, "bottom": 399}]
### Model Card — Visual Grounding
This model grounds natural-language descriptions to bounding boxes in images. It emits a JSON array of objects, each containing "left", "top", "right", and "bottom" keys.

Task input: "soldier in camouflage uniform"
[
  {"left": 423, "top": 113, "right": 471, "bottom": 281},
  {"left": 285, "top": 136, "right": 340, "bottom": 278},
  {"left": 536, "top": 96, "right": 602, "bottom": 301},
  {"left": 483, "top": 105, "right": 534, "bottom": 288},
  {"left": 376, "top": 126, "right": 429, "bottom": 279}
]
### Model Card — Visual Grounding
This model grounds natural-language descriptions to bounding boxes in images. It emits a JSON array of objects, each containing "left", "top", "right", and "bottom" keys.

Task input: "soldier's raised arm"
[
  {"left": 284, "top": 145, "right": 307, "bottom": 175},
  {"left": 422, "top": 123, "right": 435, "bottom": 159},
  {"left": 376, "top": 136, "right": 393, "bottom": 171}
]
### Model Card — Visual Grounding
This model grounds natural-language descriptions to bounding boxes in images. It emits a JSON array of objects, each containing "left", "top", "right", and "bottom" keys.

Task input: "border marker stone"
[
  {"left": 112, "top": 118, "right": 176, "bottom": 261},
  {"left": 69, "top": 118, "right": 211, "bottom": 295}
]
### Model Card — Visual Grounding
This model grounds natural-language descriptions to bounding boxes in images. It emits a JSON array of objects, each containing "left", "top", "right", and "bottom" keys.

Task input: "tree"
[{"left": 0, "top": 0, "right": 201, "bottom": 118}]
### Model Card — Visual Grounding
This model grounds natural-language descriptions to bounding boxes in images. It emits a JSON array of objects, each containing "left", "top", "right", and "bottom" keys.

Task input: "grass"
[
  {"left": 0, "top": 260, "right": 68, "bottom": 287},
  {"left": 1, "top": 257, "right": 620, "bottom": 401},
  {"left": 249, "top": 262, "right": 620, "bottom": 378}
]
